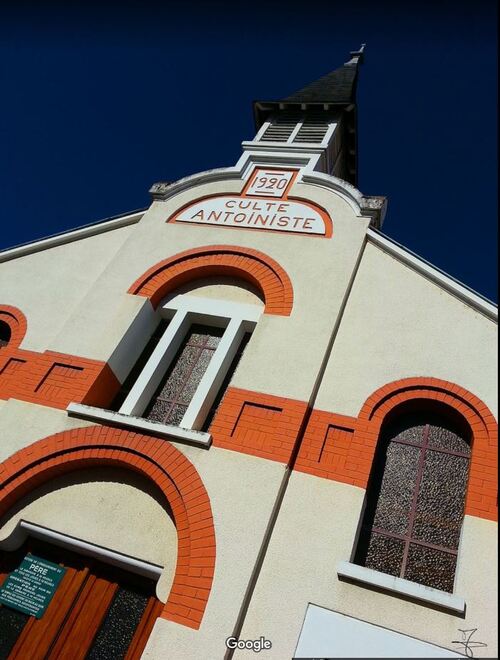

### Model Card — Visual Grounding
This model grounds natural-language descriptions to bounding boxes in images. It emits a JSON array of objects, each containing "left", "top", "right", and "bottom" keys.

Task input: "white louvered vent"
[
  {"left": 260, "top": 116, "right": 300, "bottom": 142},
  {"left": 293, "top": 120, "right": 330, "bottom": 143},
  {"left": 259, "top": 112, "right": 335, "bottom": 145}
]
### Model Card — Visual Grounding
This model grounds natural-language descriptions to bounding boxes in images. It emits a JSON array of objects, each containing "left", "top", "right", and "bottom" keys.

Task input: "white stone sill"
[
  {"left": 66, "top": 403, "right": 212, "bottom": 448},
  {"left": 337, "top": 561, "right": 466, "bottom": 615}
]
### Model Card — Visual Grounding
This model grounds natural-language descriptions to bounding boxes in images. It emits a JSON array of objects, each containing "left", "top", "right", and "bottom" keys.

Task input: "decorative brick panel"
[
  {"left": 35, "top": 363, "right": 84, "bottom": 399},
  {"left": 127, "top": 245, "right": 294, "bottom": 316},
  {"left": 0, "top": 358, "right": 26, "bottom": 376},
  {"left": 0, "top": 426, "right": 216, "bottom": 630},
  {"left": 0, "top": 348, "right": 120, "bottom": 410},
  {"left": 210, "top": 387, "right": 308, "bottom": 464},
  {"left": 295, "top": 411, "right": 362, "bottom": 486}
]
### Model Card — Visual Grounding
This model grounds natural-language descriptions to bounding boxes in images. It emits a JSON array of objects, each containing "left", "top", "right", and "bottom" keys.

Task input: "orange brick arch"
[
  {"left": 127, "top": 245, "right": 294, "bottom": 315},
  {"left": 356, "top": 377, "right": 498, "bottom": 521},
  {"left": 0, "top": 305, "right": 27, "bottom": 349},
  {"left": 0, "top": 426, "right": 216, "bottom": 629}
]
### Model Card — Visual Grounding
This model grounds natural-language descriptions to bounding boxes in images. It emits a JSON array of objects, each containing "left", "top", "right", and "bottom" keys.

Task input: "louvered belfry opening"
[
  {"left": 259, "top": 110, "right": 335, "bottom": 145},
  {"left": 260, "top": 112, "right": 302, "bottom": 142}
]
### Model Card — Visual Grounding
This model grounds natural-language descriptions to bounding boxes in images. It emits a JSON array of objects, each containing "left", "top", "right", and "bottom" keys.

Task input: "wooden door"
[{"left": 0, "top": 539, "right": 162, "bottom": 660}]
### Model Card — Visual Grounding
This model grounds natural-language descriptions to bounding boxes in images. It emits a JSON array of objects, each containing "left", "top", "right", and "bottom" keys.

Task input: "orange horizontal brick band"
[
  {"left": 210, "top": 387, "right": 308, "bottom": 464},
  {"left": 0, "top": 347, "right": 120, "bottom": 410},
  {"left": 127, "top": 245, "right": 294, "bottom": 316},
  {"left": 0, "top": 305, "right": 27, "bottom": 349},
  {"left": 295, "top": 377, "right": 498, "bottom": 522},
  {"left": 0, "top": 426, "right": 216, "bottom": 630}
]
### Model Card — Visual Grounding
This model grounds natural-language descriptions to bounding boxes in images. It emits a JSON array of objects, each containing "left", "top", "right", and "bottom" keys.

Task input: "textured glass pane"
[
  {"left": 86, "top": 586, "right": 149, "bottom": 660},
  {"left": 405, "top": 543, "right": 456, "bottom": 592},
  {"left": 157, "top": 345, "right": 199, "bottom": 400},
  {"left": 386, "top": 414, "right": 426, "bottom": 446},
  {"left": 0, "top": 605, "right": 29, "bottom": 657},
  {"left": 145, "top": 398, "right": 173, "bottom": 423},
  {"left": 373, "top": 443, "right": 420, "bottom": 534},
  {"left": 364, "top": 533, "right": 404, "bottom": 576},
  {"left": 202, "top": 332, "right": 252, "bottom": 432},
  {"left": 413, "top": 450, "right": 469, "bottom": 549},
  {"left": 169, "top": 347, "right": 215, "bottom": 404},
  {"left": 205, "top": 330, "right": 224, "bottom": 348},
  {"left": 188, "top": 324, "right": 223, "bottom": 346},
  {"left": 164, "top": 404, "right": 187, "bottom": 426},
  {"left": 191, "top": 347, "right": 213, "bottom": 381},
  {"left": 427, "top": 425, "right": 470, "bottom": 455},
  {"left": 178, "top": 350, "right": 209, "bottom": 403}
]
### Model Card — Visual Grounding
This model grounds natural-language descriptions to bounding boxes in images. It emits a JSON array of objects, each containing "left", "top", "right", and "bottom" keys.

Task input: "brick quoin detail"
[
  {"left": 210, "top": 387, "right": 308, "bottom": 464},
  {"left": 0, "top": 426, "right": 215, "bottom": 630},
  {"left": 0, "top": 305, "right": 27, "bottom": 349},
  {"left": 127, "top": 245, "right": 294, "bottom": 316},
  {"left": 295, "top": 378, "right": 498, "bottom": 522}
]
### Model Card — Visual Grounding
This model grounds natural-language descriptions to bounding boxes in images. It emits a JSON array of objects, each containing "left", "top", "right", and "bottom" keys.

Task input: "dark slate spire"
[
  {"left": 252, "top": 46, "right": 365, "bottom": 186},
  {"left": 283, "top": 45, "right": 365, "bottom": 105}
]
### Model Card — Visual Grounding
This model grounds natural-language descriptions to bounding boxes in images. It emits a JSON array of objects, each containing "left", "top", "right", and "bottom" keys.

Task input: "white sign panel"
[
  {"left": 174, "top": 197, "right": 327, "bottom": 235},
  {"left": 295, "top": 605, "right": 464, "bottom": 658}
]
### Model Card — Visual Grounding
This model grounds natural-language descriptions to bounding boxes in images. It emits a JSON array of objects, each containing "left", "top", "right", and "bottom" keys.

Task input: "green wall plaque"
[{"left": 0, "top": 553, "right": 67, "bottom": 618}]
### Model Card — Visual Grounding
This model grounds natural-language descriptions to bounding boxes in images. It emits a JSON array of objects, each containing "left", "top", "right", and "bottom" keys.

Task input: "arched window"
[
  {"left": 354, "top": 406, "right": 471, "bottom": 593},
  {"left": 108, "top": 280, "right": 263, "bottom": 433},
  {"left": 0, "top": 321, "right": 11, "bottom": 349}
]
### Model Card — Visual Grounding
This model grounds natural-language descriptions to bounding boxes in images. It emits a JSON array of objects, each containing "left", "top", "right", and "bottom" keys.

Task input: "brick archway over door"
[
  {"left": 0, "top": 426, "right": 215, "bottom": 629},
  {"left": 127, "top": 245, "right": 294, "bottom": 316}
]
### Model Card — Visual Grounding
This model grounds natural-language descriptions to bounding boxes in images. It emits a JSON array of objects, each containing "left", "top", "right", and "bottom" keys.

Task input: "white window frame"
[{"left": 68, "top": 295, "right": 261, "bottom": 448}]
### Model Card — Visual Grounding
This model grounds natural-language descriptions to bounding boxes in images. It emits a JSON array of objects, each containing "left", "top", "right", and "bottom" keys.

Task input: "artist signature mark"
[{"left": 451, "top": 629, "right": 487, "bottom": 658}]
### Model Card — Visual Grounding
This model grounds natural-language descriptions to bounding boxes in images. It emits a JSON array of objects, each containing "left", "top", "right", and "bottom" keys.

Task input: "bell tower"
[{"left": 245, "top": 45, "right": 365, "bottom": 184}]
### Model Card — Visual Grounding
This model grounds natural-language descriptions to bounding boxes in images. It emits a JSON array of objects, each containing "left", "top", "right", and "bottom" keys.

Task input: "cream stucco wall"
[
  {"left": 0, "top": 399, "right": 94, "bottom": 464},
  {"left": 315, "top": 241, "right": 498, "bottom": 418},
  {"left": 0, "top": 224, "right": 134, "bottom": 353},
  {"left": 233, "top": 471, "right": 497, "bottom": 659}
]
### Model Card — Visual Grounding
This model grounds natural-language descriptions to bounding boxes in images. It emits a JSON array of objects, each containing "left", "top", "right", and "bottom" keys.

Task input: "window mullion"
[
  {"left": 399, "top": 423, "right": 430, "bottom": 578},
  {"left": 180, "top": 317, "right": 249, "bottom": 430},
  {"left": 118, "top": 310, "right": 191, "bottom": 417}
]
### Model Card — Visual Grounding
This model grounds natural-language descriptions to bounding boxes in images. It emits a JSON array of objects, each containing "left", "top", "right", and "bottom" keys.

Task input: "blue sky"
[{"left": 1, "top": 1, "right": 497, "bottom": 300}]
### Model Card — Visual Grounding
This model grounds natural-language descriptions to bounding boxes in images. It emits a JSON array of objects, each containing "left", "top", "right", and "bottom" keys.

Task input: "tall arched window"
[{"left": 354, "top": 405, "right": 471, "bottom": 593}]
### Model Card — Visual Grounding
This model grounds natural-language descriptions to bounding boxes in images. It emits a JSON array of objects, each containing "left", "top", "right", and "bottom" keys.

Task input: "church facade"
[{"left": 0, "top": 49, "right": 497, "bottom": 659}]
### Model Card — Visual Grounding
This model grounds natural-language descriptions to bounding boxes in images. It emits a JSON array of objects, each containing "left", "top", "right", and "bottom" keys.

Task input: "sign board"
[
  {"left": 170, "top": 168, "right": 332, "bottom": 237},
  {"left": 0, "top": 553, "right": 67, "bottom": 618},
  {"left": 174, "top": 197, "right": 327, "bottom": 234}
]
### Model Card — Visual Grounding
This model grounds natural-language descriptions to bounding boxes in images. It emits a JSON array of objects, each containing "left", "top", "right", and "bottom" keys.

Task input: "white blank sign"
[{"left": 294, "top": 604, "right": 464, "bottom": 658}]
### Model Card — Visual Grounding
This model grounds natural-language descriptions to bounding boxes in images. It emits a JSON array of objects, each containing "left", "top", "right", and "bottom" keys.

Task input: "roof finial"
[{"left": 345, "top": 44, "right": 365, "bottom": 66}]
